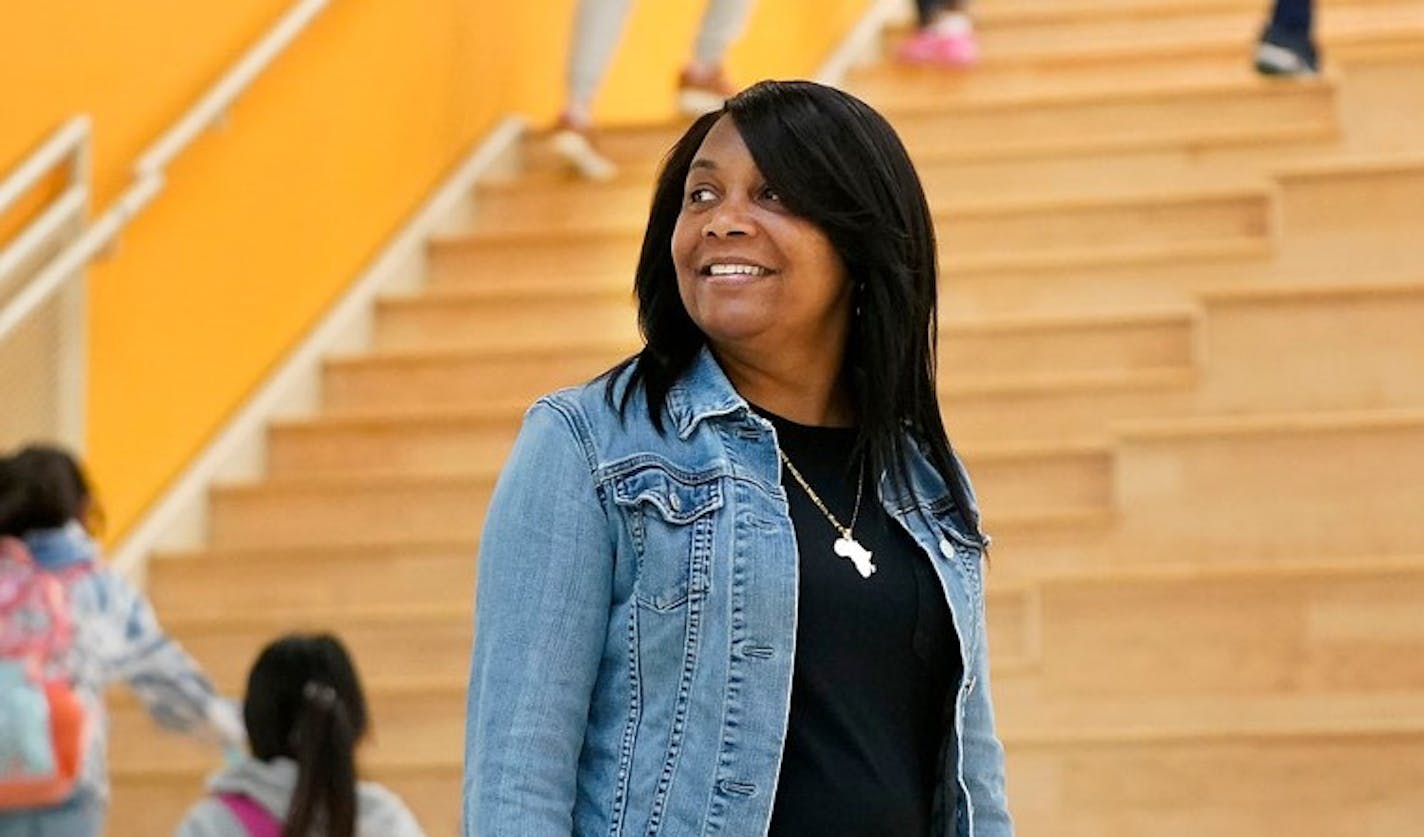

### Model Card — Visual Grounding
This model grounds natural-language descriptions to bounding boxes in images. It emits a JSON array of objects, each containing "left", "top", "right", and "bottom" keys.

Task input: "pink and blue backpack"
[{"left": 0, "top": 536, "right": 89, "bottom": 808}]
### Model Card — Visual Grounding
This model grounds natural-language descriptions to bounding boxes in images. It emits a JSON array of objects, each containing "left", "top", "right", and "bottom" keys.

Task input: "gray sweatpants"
[{"left": 567, "top": 0, "right": 756, "bottom": 111}]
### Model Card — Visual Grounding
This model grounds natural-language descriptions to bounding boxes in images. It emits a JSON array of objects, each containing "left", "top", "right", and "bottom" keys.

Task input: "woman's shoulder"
[{"left": 356, "top": 779, "right": 426, "bottom": 836}]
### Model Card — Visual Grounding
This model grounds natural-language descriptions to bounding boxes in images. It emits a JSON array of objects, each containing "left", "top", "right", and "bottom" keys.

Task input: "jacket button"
[
  {"left": 939, "top": 537, "right": 954, "bottom": 558},
  {"left": 669, "top": 494, "right": 682, "bottom": 512}
]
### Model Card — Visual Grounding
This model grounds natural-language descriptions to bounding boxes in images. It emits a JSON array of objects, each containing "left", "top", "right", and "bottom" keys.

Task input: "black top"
[{"left": 759, "top": 408, "right": 963, "bottom": 837}]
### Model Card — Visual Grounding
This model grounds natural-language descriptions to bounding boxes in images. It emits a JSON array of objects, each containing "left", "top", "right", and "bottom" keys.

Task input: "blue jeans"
[{"left": 0, "top": 793, "right": 104, "bottom": 837}]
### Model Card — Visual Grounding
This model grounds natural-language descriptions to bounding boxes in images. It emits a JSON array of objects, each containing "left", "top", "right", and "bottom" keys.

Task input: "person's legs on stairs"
[
  {"left": 679, "top": 0, "right": 756, "bottom": 115},
  {"left": 1256, "top": 0, "right": 1319, "bottom": 76},
  {"left": 553, "top": 0, "right": 634, "bottom": 180}
]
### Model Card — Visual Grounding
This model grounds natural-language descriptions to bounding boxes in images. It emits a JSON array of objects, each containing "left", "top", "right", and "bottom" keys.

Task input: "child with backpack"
[
  {"left": 0, "top": 445, "right": 244, "bottom": 835},
  {"left": 175, "top": 633, "right": 424, "bottom": 836}
]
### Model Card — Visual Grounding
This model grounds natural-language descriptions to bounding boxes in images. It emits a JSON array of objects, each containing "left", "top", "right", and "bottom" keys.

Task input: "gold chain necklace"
[{"left": 778, "top": 451, "right": 877, "bottom": 579}]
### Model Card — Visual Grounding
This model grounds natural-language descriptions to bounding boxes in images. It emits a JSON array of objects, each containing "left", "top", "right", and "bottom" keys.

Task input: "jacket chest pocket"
[{"left": 613, "top": 466, "right": 723, "bottom": 612}]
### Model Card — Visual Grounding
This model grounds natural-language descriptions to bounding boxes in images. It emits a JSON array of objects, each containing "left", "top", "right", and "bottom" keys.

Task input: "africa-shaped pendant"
[{"left": 834, "top": 535, "right": 877, "bottom": 579}]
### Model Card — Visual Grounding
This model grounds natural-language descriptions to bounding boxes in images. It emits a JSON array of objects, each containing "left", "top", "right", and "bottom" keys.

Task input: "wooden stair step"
[
  {"left": 1199, "top": 276, "right": 1424, "bottom": 414},
  {"left": 321, "top": 349, "right": 1200, "bottom": 444},
  {"left": 974, "top": 0, "right": 1394, "bottom": 28},
  {"left": 1004, "top": 717, "right": 1424, "bottom": 837},
  {"left": 148, "top": 542, "right": 477, "bottom": 620},
  {"left": 426, "top": 227, "right": 640, "bottom": 286},
  {"left": 374, "top": 286, "right": 638, "bottom": 352},
  {"left": 1006, "top": 691, "right": 1424, "bottom": 744},
  {"left": 945, "top": 365, "right": 1200, "bottom": 445},
  {"left": 968, "top": 441, "right": 1115, "bottom": 511},
  {"left": 268, "top": 407, "right": 524, "bottom": 477},
  {"left": 943, "top": 237, "right": 1272, "bottom": 317},
  {"left": 210, "top": 475, "right": 495, "bottom": 550},
  {"left": 1111, "top": 408, "right": 1424, "bottom": 561},
  {"left": 110, "top": 679, "right": 468, "bottom": 774},
  {"left": 498, "top": 127, "right": 1336, "bottom": 213},
  {"left": 161, "top": 605, "right": 472, "bottom": 693},
  {"left": 1273, "top": 153, "right": 1424, "bottom": 281},
  {"left": 109, "top": 765, "right": 461, "bottom": 837},
  {"left": 1005, "top": 555, "right": 1424, "bottom": 702},
  {"left": 518, "top": 78, "right": 1336, "bottom": 171},
  {"left": 944, "top": 308, "right": 1198, "bottom": 377},
  {"left": 375, "top": 290, "right": 1197, "bottom": 378},
  {"left": 426, "top": 217, "right": 1272, "bottom": 295},
  {"left": 889, "top": 79, "right": 1336, "bottom": 163},
  {"left": 464, "top": 181, "right": 1274, "bottom": 257},
  {"left": 321, "top": 343, "right": 631, "bottom": 413},
  {"left": 970, "top": 2, "right": 1424, "bottom": 64}
]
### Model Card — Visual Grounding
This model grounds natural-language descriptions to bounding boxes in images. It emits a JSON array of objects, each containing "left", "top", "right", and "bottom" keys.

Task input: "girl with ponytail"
[{"left": 176, "top": 633, "right": 423, "bottom": 836}]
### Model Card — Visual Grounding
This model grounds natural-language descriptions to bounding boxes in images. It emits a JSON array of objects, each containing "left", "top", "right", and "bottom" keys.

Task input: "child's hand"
[{"left": 206, "top": 696, "right": 247, "bottom": 749}]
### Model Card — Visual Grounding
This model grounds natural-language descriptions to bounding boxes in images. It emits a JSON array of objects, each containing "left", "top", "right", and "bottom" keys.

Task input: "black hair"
[
  {"left": 0, "top": 444, "right": 102, "bottom": 537},
  {"left": 605, "top": 79, "right": 979, "bottom": 534},
  {"left": 244, "top": 633, "right": 369, "bottom": 837}
]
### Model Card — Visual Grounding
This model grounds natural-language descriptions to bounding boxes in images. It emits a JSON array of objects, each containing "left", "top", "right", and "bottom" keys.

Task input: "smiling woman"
[
  {"left": 463, "top": 81, "right": 1014, "bottom": 837},
  {"left": 672, "top": 115, "right": 853, "bottom": 406}
]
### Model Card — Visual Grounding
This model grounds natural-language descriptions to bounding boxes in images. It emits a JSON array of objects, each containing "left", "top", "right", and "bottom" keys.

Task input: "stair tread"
[
  {"left": 866, "top": 72, "right": 1340, "bottom": 113},
  {"left": 1004, "top": 692, "right": 1424, "bottom": 744},
  {"left": 458, "top": 179, "right": 1271, "bottom": 242},
  {"left": 1200, "top": 274, "right": 1424, "bottom": 304},
  {"left": 975, "top": 0, "right": 1393, "bottom": 25},
  {"left": 951, "top": 236, "right": 1271, "bottom": 275},
  {"left": 1034, "top": 552, "right": 1424, "bottom": 586},
  {"left": 154, "top": 540, "right": 479, "bottom": 566},
  {"left": 1117, "top": 406, "right": 1424, "bottom": 439}
]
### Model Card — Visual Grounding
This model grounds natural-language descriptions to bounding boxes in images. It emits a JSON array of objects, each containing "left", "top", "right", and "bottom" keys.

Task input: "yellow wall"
[{"left": 0, "top": 0, "right": 868, "bottom": 539}]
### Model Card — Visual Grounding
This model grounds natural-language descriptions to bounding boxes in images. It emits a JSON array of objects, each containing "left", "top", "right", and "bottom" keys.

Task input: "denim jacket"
[{"left": 464, "top": 348, "right": 1013, "bottom": 837}]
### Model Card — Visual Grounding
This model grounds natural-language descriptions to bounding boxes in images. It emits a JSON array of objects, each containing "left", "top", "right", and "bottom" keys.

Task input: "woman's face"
[{"left": 671, "top": 115, "right": 851, "bottom": 355}]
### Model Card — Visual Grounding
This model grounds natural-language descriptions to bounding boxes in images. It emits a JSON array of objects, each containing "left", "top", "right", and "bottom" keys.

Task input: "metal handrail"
[
  {"left": 137, "top": 0, "right": 329, "bottom": 176},
  {"left": 0, "top": 117, "right": 89, "bottom": 212},
  {"left": 0, "top": 0, "right": 330, "bottom": 347},
  {"left": 0, "top": 117, "right": 91, "bottom": 296}
]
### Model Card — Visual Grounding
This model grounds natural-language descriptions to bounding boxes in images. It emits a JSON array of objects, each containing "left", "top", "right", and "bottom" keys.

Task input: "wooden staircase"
[{"left": 108, "top": 1, "right": 1424, "bottom": 834}]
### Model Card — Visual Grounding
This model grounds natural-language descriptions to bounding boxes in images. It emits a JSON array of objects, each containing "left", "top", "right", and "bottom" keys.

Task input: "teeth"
[{"left": 708, "top": 264, "right": 767, "bottom": 276}]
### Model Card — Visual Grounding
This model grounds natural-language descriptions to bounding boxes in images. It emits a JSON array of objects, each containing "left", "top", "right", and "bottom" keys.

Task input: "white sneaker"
[
  {"left": 1254, "top": 41, "right": 1319, "bottom": 77},
  {"left": 551, "top": 127, "right": 618, "bottom": 181},
  {"left": 677, "top": 87, "right": 730, "bottom": 117},
  {"left": 676, "top": 66, "right": 737, "bottom": 117}
]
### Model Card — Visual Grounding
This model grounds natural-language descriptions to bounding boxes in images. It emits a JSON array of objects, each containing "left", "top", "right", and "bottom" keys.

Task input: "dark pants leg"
[
  {"left": 915, "top": 0, "right": 969, "bottom": 28},
  {"left": 1264, "top": 0, "right": 1316, "bottom": 50},
  {"left": 915, "top": 0, "right": 939, "bottom": 28}
]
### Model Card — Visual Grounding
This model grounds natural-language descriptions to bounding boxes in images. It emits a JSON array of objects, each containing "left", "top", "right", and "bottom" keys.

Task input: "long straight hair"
[
  {"left": 606, "top": 80, "right": 979, "bottom": 534},
  {"left": 244, "top": 633, "right": 369, "bottom": 837}
]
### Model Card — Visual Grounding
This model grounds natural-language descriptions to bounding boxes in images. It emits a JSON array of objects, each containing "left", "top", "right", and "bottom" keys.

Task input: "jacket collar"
[
  {"left": 666, "top": 346, "right": 749, "bottom": 440},
  {"left": 660, "top": 344, "right": 981, "bottom": 538},
  {"left": 22, "top": 520, "right": 97, "bottom": 571}
]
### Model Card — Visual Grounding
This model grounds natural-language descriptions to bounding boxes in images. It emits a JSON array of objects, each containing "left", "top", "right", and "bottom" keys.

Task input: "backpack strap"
[{"left": 216, "top": 792, "right": 283, "bottom": 837}]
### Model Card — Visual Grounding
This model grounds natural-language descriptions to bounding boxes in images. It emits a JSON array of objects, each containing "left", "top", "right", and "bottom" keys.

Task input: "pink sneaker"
[
  {"left": 936, "top": 30, "right": 980, "bottom": 68},
  {"left": 896, "top": 29, "right": 943, "bottom": 64},
  {"left": 895, "top": 29, "right": 980, "bottom": 69}
]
